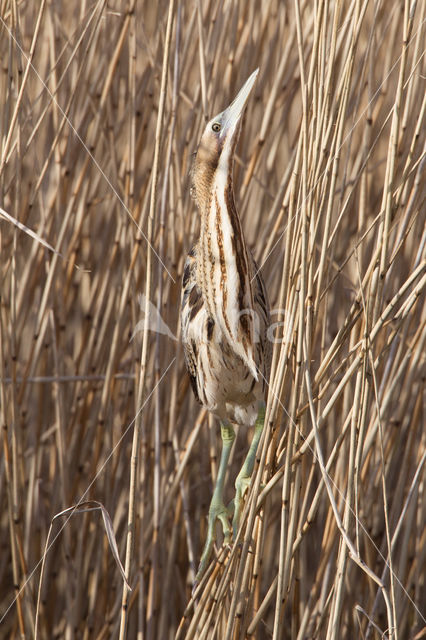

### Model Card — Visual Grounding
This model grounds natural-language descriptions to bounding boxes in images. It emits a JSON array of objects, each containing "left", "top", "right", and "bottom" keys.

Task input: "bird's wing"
[
  {"left": 181, "top": 245, "right": 202, "bottom": 404},
  {"left": 252, "top": 256, "right": 272, "bottom": 391}
]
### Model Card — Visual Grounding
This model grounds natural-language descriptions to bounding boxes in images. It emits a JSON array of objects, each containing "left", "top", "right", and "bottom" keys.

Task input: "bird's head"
[{"left": 191, "top": 69, "right": 259, "bottom": 208}]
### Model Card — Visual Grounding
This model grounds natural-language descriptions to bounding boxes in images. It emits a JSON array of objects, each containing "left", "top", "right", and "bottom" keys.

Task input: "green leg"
[
  {"left": 196, "top": 422, "right": 235, "bottom": 583},
  {"left": 232, "top": 405, "right": 265, "bottom": 538}
]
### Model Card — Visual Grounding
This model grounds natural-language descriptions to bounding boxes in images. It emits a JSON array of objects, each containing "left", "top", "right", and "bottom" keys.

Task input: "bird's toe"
[
  {"left": 232, "top": 475, "right": 252, "bottom": 538},
  {"left": 195, "top": 501, "right": 232, "bottom": 583}
]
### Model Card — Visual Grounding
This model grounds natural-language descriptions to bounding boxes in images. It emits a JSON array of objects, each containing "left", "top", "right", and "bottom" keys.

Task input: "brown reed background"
[{"left": 0, "top": 1, "right": 425, "bottom": 638}]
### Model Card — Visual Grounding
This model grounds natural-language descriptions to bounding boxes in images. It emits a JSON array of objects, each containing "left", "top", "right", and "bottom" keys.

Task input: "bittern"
[{"left": 181, "top": 69, "right": 271, "bottom": 581}]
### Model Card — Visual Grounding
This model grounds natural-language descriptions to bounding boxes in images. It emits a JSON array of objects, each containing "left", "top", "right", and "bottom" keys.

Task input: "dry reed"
[{"left": 0, "top": 1, "right": 425, "bottom": 638}]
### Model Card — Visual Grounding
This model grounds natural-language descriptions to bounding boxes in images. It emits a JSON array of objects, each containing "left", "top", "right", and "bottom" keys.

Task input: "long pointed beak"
[{"left": 220, "top": 69, "right": 259, "bottom": 138}]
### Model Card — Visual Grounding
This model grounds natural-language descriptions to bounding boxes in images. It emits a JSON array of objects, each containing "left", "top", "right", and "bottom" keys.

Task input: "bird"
[{"left": 181, "top": 69, "right": 271, "bottom": 582}]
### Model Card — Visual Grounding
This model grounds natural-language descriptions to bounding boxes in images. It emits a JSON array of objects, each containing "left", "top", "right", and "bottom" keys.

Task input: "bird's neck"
[
  {"left": 197, "top": 159, "right": 248, "bottom": 285},
  {"left": 195, "top": 153, "right": 242, "bottom": 249},
  {"left": 194, "top": 161, "right": 257, "bottom": 378}
]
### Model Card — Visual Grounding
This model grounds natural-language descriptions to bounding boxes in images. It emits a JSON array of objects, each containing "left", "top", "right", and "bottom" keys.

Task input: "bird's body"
[
  {"left": 181, "top": 243, "right": 269, "bottom": 427},
  {"left": 181, "top": 69, "right": 271, "bottom": 582}
]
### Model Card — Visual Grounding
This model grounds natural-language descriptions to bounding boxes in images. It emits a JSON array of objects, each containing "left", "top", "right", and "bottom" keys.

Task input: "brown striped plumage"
[
  {"left": 180, "top": 70, "right": 271, "bottom": 581},
  {"left": 181, "top": 71, "right": 271, "bottom": 425}
]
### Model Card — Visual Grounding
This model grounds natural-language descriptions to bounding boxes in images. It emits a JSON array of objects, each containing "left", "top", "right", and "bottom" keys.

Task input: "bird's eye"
[{"left": 211, "top": 122, "right": 221, "bottom": 133}]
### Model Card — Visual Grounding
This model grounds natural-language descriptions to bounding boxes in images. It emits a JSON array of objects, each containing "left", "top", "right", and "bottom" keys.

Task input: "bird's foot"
[
  {"left": 232, "top": 475, "right": 251, "bottom": 538},
  {"left": 195, "top": 500, "right": 232, "bottom": 584}
]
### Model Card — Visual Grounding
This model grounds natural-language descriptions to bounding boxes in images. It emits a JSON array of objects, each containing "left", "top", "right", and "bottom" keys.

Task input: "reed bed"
[{"left": 0, "top": 1, "right": 425, "bottom": 638}]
